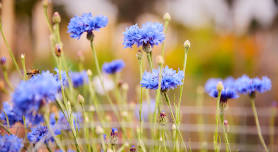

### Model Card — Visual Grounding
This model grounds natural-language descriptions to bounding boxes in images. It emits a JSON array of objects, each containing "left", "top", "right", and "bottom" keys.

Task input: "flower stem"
[
  {"left": 220, "top": 104, "right": 231, "bottom": 152},
  {"left": 161, "top": 20, "right": 169, "bottom": 58},
  {"left": 214, "top": 90, "right": 221, "bottom": 152},
  {"left": 3, "top": 69, "right": 13, "bottom": 89},
  {"left": 250, "top": 96, "right": 269, "bottom": 152},
  {"left": 0, "top": 122, "right": 11, "bottom": 135},
  {"left": 138, "top": 55, "right": 145, "bottom": 149},
  {"left": 162, "top": 92, "right": 187, "bottom": 152},
  {"left": 0, "top": 21, "right": 21, "bottom": 77},
  {"left": 146, "top": 52, "right": 153, "bottom": 70},
  {"left": 269, "top": 104, "right": 277, "bottom": 152},
  {"left": 21, "top": 55, "right": 27, "bottom": 80}
]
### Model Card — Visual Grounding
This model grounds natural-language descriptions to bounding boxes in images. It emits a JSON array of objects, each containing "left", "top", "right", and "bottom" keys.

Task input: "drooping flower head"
[
  {"left": 235, "top": 75, "right": 271, "bottom": 96},
  {"left": 123, "top": 22, "right": 165, "bottom": 48},
  {"left": 141, "top": 66, "right": 184, "bottom": 91},
  {"left": 0, "top": 102, "right": 23, "bottom": 126},
  {"left": 68, "top": 12, "right": 108, "bottom": 39},
  {"left": 0, "top": 134, "right": 23, "bottom": 152},
  {"left": 205, "top": 77, "right": 238, "bottom": 103},
  {"left": 27, "top": 125, "right": 60, "bottom": 144},
  {"left": 12, "top": 71, "right": 59, "bottom": 124},
  {"left": 102, "top": 60, "right": 125, "bottom": 74}
]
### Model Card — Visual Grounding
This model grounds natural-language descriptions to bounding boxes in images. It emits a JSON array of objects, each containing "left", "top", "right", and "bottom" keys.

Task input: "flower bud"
[
  {"left": 172, "top": 124, "right": 176, "bottom": 130},
  {"left": 86, "top": 31, "right": 94, "bottom": 41},
  {"left": 163, "top": 12, "right": 171, "bottom": 21},
  {"left": 159, "top": 111, "right": 167, "bottom": 125},
  {"left": 136, "top": 50, "right": 143, "bottom": 60},
  {"left": 55, "top": 44, "right": 62, "bottom": 57},
  {"left": 96, "top": 125, "right": 104, "bottom": 135},
  {"left": 87, "top": 69, "right": 92, "bottom": 76},
  {"left": 130, "top": 145, "right": 136, "bottom": 152},
  {"left": 42, "top": 0, "right": 48, "bottom": 8},
  {"left": 110, "top": 128, "right": 119, "bottom": 145},
  {"left": 156, "top": 55, "right": 164, "bottom": 66},
  {"left": 142, "top": 43, "right": 152, "bottom": 53},
  {"left": 52, "top": 12, "right": 61, "bottom": 24},
  {"left": 217, "top": 82, "right": 224, "bottom": 92},
  {"left": 0, "top": 57, "right": 6, "bottom": 65},
  {"left": 122, "top": 82, "right": 129, "bottom": 91},
  {"left": 224, "top": 120, "right": 228, "bottom": 126},
  {"left": 121, "top": 111, "right": 128, "bottom": 118},
  {"left": 184, "top": 40, "right": 190, "bottom": 49},
  {"left": 21, "top": 54, "right": 25, "bottom": 59},
  {"left": 77, "top": 94, "right": 84, "bottom": 104}
]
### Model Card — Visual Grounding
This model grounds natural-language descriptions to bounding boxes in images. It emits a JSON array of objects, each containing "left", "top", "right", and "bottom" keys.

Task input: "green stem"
[
  {"left": 43, "top": 5, "right": 53, "bottom": 34},
  {"left": 250, "top": 96, "right": 269, "bottom": 152},
  {"left": 138, "top": 57, "right": 145, "bottom": 149},
  {"left": 21, "top": 55, "right": 27, "bottom": 80},
  {"left": 214, "top": 90, "right": 221, "bottom": 152},
  {"left": 0, "top": 122, "right": 12, "bottom": 135},
  {"left": 162, "top": 92, "right": 187, "bottom": 152},
  {"left": 3, "top": 70, "right": 13, "bottom": 89},
  {"left": 161, "top": 21, "right": 169, "bottom": 58},
  {"left": 146, "top": 52, "right": 153, "bottom": 70},
  {"left": 0, "top": 22, "right": 21, "bottom": 77},
  {"left": 3, "top": 111, "right": 10, "bottom": 128},
  {"left": 269, "top": 105, "right": 276, "bottom": 152},
  {"left": 220, "top": 104, "right": 231, "bottom": 152}
]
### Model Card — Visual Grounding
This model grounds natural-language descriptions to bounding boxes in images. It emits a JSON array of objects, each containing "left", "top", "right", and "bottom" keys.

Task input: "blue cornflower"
[
  {"left": 123, "top": 22, "right": 165, "bottom": 48},
  {"left": 68, "top": 13, "right": 108, "bottom": 39},
  {"left": 12, "top": 71, "right": 59, "bottom": 125},
  {"left": 205, "top": 77, "right": 238, "bottom": 103},
  {"left": 0, "top": 102, "right": 23, "bottom": 126},
  {"left": 55, "top": 69, "right": 88, "bottom": 88},
  {"left": 0, "top": 134, "right": 23, "bottom": 152},
  {"left": 50, "top": 111, "right": 82, "bottom": 131},
  {"left": 141, "top": 66, "right": 184, "bottom": 91},
  {"left": 70, "top": 71, "right": 89, "bottom": 87},
  {"left": 27, "top": 125, "right": 60, "bottom": 144},
  {"left": 235, "top": 75, "right": 271, "bottom": 96},
  {"left": 102, "top": 60, "right": 125, "bottom": 74}
]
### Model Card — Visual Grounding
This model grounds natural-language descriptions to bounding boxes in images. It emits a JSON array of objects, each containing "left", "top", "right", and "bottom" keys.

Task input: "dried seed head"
[
  {"left": 163, "top": 12, "right": 171, "bottom": 21},
  {"left": 52, "top": 12, "right": 61, "bottom": 24}
]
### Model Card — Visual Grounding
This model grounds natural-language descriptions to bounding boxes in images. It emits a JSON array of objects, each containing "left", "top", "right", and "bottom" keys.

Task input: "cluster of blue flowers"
[
  {"left": 0, "top": 134, "right": 23, "bottom": 152},
  {"left": 12, "top": 71, "right": 60, "bottom": 125},
  {"left": 102, "top": 60, "right": 125, "bottom": 74},
  {"left": 141, "top": 66, "right": 184, "bottom": 91},
  {"left": 68, "top": 13, "right": 108, "bottom": 39},
  {"left": 0, "top": 102, "right": 23, "bottom": 126},
  {"left": 205, "top": 75, "right": 271, "bottom": 102},
  {"left": 27, "top": 125, "right": 60, "bottom": 144},
  {"left": 123, "top": 22, "right": 165, "bottom": 48}
]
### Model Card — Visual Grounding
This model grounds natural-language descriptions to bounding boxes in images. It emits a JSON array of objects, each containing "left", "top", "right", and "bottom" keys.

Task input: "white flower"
[{"left": 93, "top": 75, "right": 114, "bottom": 95}]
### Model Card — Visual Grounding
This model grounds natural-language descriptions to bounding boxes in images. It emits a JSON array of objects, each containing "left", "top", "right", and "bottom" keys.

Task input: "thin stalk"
[
  {"left": 214, "top": 90, "right": 221, "bottom": 152},
  {"left": 146, "top": 52, "right": 153, "bottom": 70},
  {"left": 163, "top": 92, "right": 187, "bottom": 152},
  {"left": 138, "top": 56, "right": 145, "bottom": 149},
  {"left": 21, "top": 55, "right": 27, "bottom": 80},
  {"left": 269, "top": 105, "right": 276, "bottom": 152},
  {"left": 0, "top": 122, "right": 12, "bottom": 135},
  {"left": 43, "top": 5, "right": 53, "bottom": 34},
  {"left": 3, "top": 69, "right": 13, "bottom": 89},
  {"left": 250, "top": 96, "right": 269, "bottom": 152},
  {"left": 3, "top": 111, "right": 10, "bottom": 128},
  {"left": 0, "top": 22, "right": 21, "bottom": 76},
  {"left": 161, "top": 21, "right": 169, "bottom": 57},
  {"left": 220, "top": 104, "right": 231, "bottom": 152}
]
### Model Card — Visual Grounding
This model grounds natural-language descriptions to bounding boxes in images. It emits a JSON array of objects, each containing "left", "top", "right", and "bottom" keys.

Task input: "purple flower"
[{"left": 102, "top": 60, "right": 125, "bottom": 74}]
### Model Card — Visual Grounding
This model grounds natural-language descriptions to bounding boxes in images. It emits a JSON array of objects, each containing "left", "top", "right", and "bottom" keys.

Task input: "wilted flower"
[
  {"left": 141, "top": 66, "right": 184, "bottom": 91},
  {"left": 0, "top": 102, "right": 23, "bottom": 126},
  {"left": 68, "top": 12, "right": 108, "bottom": 39},
  {"left": 235, "top": 75, "right": 271, "bottom": 96},
  {"left": 123, "top": 22, "right": 165, "bottom": 48},
  {"left": 102, "top": 60, "right": 125, "bottom": 74},
  {"left": 205, "top": 77, "right": 238, "bottom": 103},
  {"left": 0, "top": 134, "right": 23, "bottom": 152}
]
